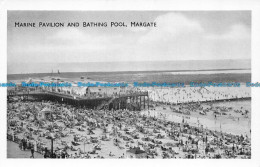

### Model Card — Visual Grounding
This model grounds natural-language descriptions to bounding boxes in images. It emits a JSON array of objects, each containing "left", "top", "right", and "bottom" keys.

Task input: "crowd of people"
[
  {"left": 146, "top": 85, "right": 250, "bottom": 104},
  {"left": 7, "top": 98, "right": 251, "bottom": 159}
]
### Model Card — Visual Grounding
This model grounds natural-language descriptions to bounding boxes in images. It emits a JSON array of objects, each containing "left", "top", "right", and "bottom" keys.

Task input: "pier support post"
[
  {"left": 148, "top": 96, "right": 149, "bottom": 110},
  {"left": 144, "top": 96, "right": 146, "bottom": 109}
]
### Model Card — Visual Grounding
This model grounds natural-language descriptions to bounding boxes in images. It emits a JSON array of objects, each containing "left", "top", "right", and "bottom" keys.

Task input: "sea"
[{"left": 7, "top": 59, "right": 251, "bottom": 74}]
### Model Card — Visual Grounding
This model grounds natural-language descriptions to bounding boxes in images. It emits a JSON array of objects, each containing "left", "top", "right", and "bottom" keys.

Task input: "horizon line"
[
  {"left": 7, "top": 58, "right": 251, "bottom": 65},
  {"left": 7, "top": 68, "right": 252, "bottom": 75}
]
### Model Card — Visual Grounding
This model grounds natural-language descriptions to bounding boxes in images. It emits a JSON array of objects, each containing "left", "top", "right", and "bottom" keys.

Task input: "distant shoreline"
[{"left": 7, "top": 68, "right": 251, "bottom": 76}]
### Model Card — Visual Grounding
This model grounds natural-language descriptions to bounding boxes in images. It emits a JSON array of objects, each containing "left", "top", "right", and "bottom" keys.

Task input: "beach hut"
[
  {"left": 38, "top": 107, "right": 53, "bottom": 120},
  {"left": 126, "top": 147, "right": 147, "bottom": 158}
]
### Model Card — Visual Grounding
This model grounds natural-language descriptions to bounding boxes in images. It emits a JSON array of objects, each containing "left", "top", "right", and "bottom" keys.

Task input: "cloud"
[
  {"left": 128, "top": 26, "right": 148, "bottom": 32},
  {"left": 8, "top": 12, "right": 251, "bottom": 64},
  {"left": 138, "top": 13, "right": 204, "bottom": 44},
  {"left": 122, "top": 13, "right": 251, "bottom": 61},
  {"left": 21, "top": 28, "right": 129, "bottom": 54},
  {"left": 49, "top": 28, "right": 85, "bottom": 41},
  {"left": 206, "top": 24, "right": 250, "bottom": 40}
]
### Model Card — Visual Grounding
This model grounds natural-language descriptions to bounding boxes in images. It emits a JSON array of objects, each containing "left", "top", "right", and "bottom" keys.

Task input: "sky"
[{"left": 8, "top": 11, "right": 251, "bottom": 65}]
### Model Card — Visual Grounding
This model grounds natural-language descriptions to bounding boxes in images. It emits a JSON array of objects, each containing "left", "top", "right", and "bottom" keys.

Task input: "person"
[
  {"left": 21, "top": 138, "right": 26, "bottom": 150},
  {"left": 19, "top": 140, "right": 23, "bottom": 150},
  {"left": 30, "top": 146, "right": 34, "bottom": 158},
  {"left": 61, "top": 151, "right": 66, "bottom": 159},
  {"left": 44, "top": 151, "right": 48, "bottom": 158},
  {"left": 52, "top": 152, "right": 57, "bottom": 158}
]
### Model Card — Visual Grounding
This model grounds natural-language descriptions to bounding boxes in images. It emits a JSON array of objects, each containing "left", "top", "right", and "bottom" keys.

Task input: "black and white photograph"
[{"left": 5, "top": 10, "right": 252, "bottom": 159}]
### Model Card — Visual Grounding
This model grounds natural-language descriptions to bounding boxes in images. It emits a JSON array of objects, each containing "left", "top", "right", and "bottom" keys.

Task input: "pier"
[{"left": 7, "top": 89, "right": 149, "bottom": 111}]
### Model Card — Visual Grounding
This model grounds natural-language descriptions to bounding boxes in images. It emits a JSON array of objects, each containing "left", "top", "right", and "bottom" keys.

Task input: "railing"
[
  {"left": 8, "top": 89, "right": 149, "bottom": 100},
  {"left": 118, "top": 91, "right": 148, "bottom": 97}
]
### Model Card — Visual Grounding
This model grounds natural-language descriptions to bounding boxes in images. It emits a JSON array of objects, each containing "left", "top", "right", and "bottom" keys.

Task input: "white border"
[{"left": 0, "top": 0, "right": 260, "bottom": 167}]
